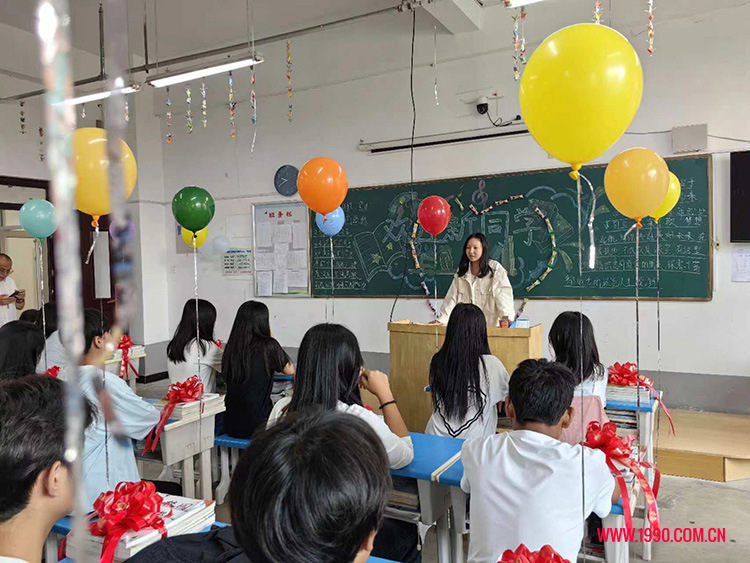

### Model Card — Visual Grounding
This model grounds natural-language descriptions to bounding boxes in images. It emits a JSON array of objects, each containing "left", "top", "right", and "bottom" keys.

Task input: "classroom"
[{"left": 0, "top": 0, "right": 749, "bottom": 562}]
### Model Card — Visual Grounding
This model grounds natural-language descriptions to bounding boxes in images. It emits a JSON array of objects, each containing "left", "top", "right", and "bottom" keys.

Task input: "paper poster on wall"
[
  {"left": 252, "top": 202, "right": 310, "bottom": 296},
  {"left": 731, "top": 247, "right": 750, "bottom": 282},
  {"left": 222, "top": 249, "right": 253, "bottom": 276}
]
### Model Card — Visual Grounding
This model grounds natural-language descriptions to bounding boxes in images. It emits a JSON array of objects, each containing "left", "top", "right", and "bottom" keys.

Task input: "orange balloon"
[
  {"left": 604, "top": 148, "right": 670, "bottom": 226},
  {"left": 298, "top": 157, "right": 348, "bottom": 216}
]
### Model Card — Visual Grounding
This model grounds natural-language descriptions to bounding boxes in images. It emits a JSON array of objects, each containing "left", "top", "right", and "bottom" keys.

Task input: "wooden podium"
[{"left": 387, "top": 321, "right": 544, "bottom": 432}]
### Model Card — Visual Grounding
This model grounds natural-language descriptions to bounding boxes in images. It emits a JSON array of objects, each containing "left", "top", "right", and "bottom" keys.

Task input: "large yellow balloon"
[
  {"left": 650, "top": 172, "right": 681, "bottom": 223},
  {"left": 73, "top": 127, "right": 138, "bottom": 220},
  {"left": 181, "top": 226, "right": 208, "bottom": 249},
  {"left": 604, "top": 148, "right": 670, "bottom": 226},
  {"left": 520, "top": 24, "right": 643, "bottom": 178}
]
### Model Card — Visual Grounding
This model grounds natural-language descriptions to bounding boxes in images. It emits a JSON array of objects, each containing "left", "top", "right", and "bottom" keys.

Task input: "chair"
[{"left": 214, "top": 434, "right": 251, "bottom": 504}]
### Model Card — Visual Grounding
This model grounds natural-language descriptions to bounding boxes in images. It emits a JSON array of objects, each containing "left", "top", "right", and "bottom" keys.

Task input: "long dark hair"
[
  {"left": 288, "top": 324, "right": 363, "bottom": 413},
  {"left": 36, "top": 302, "right": 58, "bottom": 338},
  {"left": 549, "top": 311, "right": 604, "bottom": 383},
  {"left": 0, "top": 321, "right": 45, "bottom": 381},
  {"left": 429, "top": 304, "right": 490, "bottom": 430},
  {"left": 457, "top": 232, "right": 493, "bottom": 278},
  {"left": 223, "top": 301, "right": 277, "bottom": 386},
  {"left": 167, "top": 299, "right": 217, "bottom": 362}
]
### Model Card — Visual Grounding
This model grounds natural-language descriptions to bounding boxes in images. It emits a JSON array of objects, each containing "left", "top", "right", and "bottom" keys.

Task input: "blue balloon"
[
  {"left": 315, "top": 207, "right": 345, "bottom": 237},
  {"left": 19, "top": 199, "right": 57, "bottom": 239}
]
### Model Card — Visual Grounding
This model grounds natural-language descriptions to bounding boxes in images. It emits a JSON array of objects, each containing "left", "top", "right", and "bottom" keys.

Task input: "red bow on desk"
[
  {"left": 45, "top": 366, "right": 60, "bottom": 378},
  {"left": 583, "top": 421, "right": 661, "bottom": 533},
  {"left": 143, "top": 375, "right": 204, "bottom": 454},
  {"left": 88, "top": 481, "right": 170, "bottom": 563},
  {"left": 118, "top": 335, "right": 140, "bottom": 383},
  {"left": 498, "top": 544, "right": 569, "bottom": 563},
  {"left": 608, "top": 362, "right": 675, "bottom": 436}
]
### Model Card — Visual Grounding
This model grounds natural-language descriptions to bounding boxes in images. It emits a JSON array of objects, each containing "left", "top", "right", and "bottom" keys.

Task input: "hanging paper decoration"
[
  {"left": 469, "top": 194, "right": 525, "bottom": 216},
  {"left": 38, "top": 126, "right": 45, "bottom": 162},
  {"left": 19, "top": 100, "right": 26, "bottom": 133},
  {"left": 201, "top": 81, "right": 207, "bottom": 128},
  {"left": 647, "top": 0, "right": 655, "bottom": 55},
  {"left": 185, "top": 84, "right": 193, "bottom": 133},
  {"left": 228, "top": 71, "right": 236, "bottom": 139},
  {"left": 580, "top": 173, "right": 597, "bottom": 269},
  {"left": 165, "top": 86, "right": 173, "bottom": 144},
  {"left": 525, "top": 206, "right": 557, "bottom": 292},
  {"left": 520, "top": 7, "right": 527, "bottom": 67},
  {"left": 81, "top": 103, "right": 86, "bottom": 119},
  {"left": 420, "top": 281, "right": 438, "bottom": 315},
  {"left": 594, "top": 1, "right": 603, "bottom": 24},
  {"left": 512, "top": 10, "right": 521, "bottom": 80},
  {"left": 286, "top": 40, "right": 293, "bottom": 123},
  {"left": 433, "top": 26, "right": 439, "bottom": 106},
  {"left": 124, "top": 99, "right": 129, "bottom": 122}
]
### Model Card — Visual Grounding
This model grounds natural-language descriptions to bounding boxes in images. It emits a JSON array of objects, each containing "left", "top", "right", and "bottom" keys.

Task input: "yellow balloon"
[
  {"left": 650, "top": 172, "right": 681, "bottom": 223},
  {"left": 520, "top": 24, "right": 643, "bottom": 177},
  {"left": 604, "top": 148, "right": 670, "bottom": 225},
  {"left": 181, "top": 226, "right": 208, "bottom": 249},
  {"left": 73, "top": 127, "right": 138, "bottom": 220}
]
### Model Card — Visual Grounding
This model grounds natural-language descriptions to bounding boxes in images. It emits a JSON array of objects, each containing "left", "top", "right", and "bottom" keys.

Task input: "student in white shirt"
[
  {"left": 0, "top": 375, "right": 94, "bottom": 563},
  {"left": 461, "top": 359, "right": 619, "bottom": 563},
  {"left": 438, "top": 233, "right": 515, "bottom": 327},
  {"left": 77, "top": 310, "right": 160, "bottom": 511},
  {"left": 167, "top": 299, "right": 223, "bottom": 393},
  {"left": 0, "top": 322, "right": 45, "bottom": 381},
  {"left": 0, "top": 254, "right": 26, "bottom": 329},
  {"left": 549, "top": 312, "right": 610, "bottom": 445},
  {"left": 426, "top": 303, "right": 509, "bottom": 439}
]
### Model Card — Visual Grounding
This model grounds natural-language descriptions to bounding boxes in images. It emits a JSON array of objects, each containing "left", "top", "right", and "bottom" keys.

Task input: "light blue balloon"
[
  {"left": 19, "top": 199, "right": 57, "bottom": 239},
  {"left": 315, "top": 206, "right": 345, "bottom": 237}
]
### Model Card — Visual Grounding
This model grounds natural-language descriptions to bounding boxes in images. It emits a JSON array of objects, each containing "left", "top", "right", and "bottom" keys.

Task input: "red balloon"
[
  {"left": 418, "top": 196, "right": 452, "bottom": 236},
  {"left": 298, "top": 157, "right": 348, "bottom": 216}
]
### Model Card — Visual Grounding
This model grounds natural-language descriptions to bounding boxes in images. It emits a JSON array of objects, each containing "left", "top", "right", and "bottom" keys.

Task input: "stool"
[{"left": 214, "top": 434, "right": 251, "bottom": 505}]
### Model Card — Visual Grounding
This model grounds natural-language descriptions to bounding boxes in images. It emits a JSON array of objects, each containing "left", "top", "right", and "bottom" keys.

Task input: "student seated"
[
  {"left": 0, "top": 321, "right": 45, "bottom": 381},
  {"left": 125, "top": 408, "right": 392, "bottom": 563},
  {"left": 549, "top": 312, "right": 610, "bottom": 445},
  {"left": 425, "top": 303, "right": 509, "bottom": 439},
  {"left": 0, "top": 375, "right": 93, "bottom": 563},
  {"left": 461, "top": 359, "right": 619, "bottom": 563},
  {"left": 167, "top": 299, "right": 223, "bottom": 393},
  {"left": 76, "top": 310, "right": 161, "bottom": 510},
  {"left": 222, "top": 301, "right": 293, "bottom": 439},
  {"left": 34, "top": 303, "right": 66, "bottom": 373},
  {"left": 18, "top": 310, "right": 37, "bottom": 324}
]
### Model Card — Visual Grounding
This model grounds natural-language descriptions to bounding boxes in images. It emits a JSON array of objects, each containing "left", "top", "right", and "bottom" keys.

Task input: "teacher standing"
[{"left": 438, "top": 233, "right": 515, "bottom": 327}]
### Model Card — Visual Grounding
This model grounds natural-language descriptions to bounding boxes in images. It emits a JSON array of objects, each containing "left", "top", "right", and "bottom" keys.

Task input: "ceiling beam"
[{"left": 424, "top": 0, "right": 483, "bottom": 34}]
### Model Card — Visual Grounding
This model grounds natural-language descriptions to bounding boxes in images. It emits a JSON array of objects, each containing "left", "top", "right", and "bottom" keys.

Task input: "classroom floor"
[{"left": 137, "top": 380, "right": 750, "bottom": 562}]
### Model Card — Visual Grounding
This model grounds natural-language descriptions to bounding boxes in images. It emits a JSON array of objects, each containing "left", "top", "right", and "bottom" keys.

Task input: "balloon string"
[
  {"left": 193, "top": 237, "right": 204, "bottom": 459},
  {"left": 655, "top": 220, "right": 662, "bottom": 467},
  {"left": 36, "top": 238, "right": 48, "bottom": 370},
  {"left": 635, "top": 228, "right": 642, "bottom": 452},
  {"left": 433, "top": 237, "right": 438, "bottom": 350},
  {"left": 85, "top": 224, "right": 100, "bottom": 265},
  {"left": 576, "top": 173, "right": 587, "bottom": 563},
  {"left": 579, "top": 173, "right": 596, "bottom": 269},
  {"left": 99, "top": 298, "right": 109, "bottom": 488},
  {"left": 330, "top": 237, "right": 335, "bottom": 320}
]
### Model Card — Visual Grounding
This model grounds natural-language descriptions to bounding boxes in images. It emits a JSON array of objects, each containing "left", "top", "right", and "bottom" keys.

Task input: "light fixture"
[
  {"left": 146, "top": 56, "right": 264, "bottom": 89},
  {"left": 504, "top": 0, "right": 545, "bottom": 7},
  {"left": 55, "top": 84, "right": 141, "bottom": 106},
  {"left": 359, "top": 123, "right": 528, "bottom": 153}
]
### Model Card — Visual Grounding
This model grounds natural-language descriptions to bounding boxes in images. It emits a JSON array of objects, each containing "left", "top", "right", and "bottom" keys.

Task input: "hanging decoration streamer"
[
  {"left": 580, "top": 173, "right": 597, "bottom": 269},
  {"left": 19, "top": 100, "right": 26, "bottom": 133},
  {"left": 433, "top": 26, "right": 439, "bottom": 106},
  {"left": 124, "top": 99, "right": 129, "bottom": 123},
  {"left": 512, "top": 10, "right": 521, "bottom": 80},
  {"left": 201, "top": 82, "right": 207, "bottom": 128},
  {"left": 81, "top": 103, "right": 86, "bottom": 119},
  {"left": 165, "top": 86, "right": 173, "bottom": 144},
  {"left": 84, "top": 223, "right": 100, "bottom": 265},
  {"left": 515, "top": 297, "right": 529, "bottom": 321},
  {"left": 407, "top": 221, "right": 437, "bottom": 315},
  {"left": 647, "top": 0, "right": 655, "bottom": 55},
  {"left": 286, "top": 40, "right": 293, "bottom": 123},
  {"left": 520, "top": 7, "right": 527, "bottom": 67},
  {"left": 594, "top": 1, "right": 603, "bottom": 24},
  {"left": 38, "top": 126, "right": 45, "bottom": 162},
  {"left": 525, "top": 206, "right": 557, "bottom": 292},
  {"left": 36, "top": 239, "right": 48, "bottom": 369},
  {"left": 420, "top": 281, "right": 438, "bottom": 315},
  {"left": 185, "top": 84, "right": 193, "bottom": 133},
  {"left": 229, "top": 72, "right": 236, "bottom": 139},
  {"left": 469, "top": 194, "right": 525, "bottom": 216}
]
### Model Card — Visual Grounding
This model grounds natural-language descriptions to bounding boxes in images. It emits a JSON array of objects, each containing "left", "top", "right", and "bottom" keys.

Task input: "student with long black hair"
[
  {"left": 167, "top": 299, "right": 223, "bottom": 393},
  {"left": 0, "top": 321, "right": 45, "bottom": 381},
  {"left": 426, "top": 303, "right": 509, "bottom": 439},
  {"left": 35, "top": 302, "right": 66, "bottom": 373},
  {"left": 223, "top": 301, "right": 293, "bottom": 438},
  {"left": 438, "top": 232, "right": 515, "bottom": 327}
]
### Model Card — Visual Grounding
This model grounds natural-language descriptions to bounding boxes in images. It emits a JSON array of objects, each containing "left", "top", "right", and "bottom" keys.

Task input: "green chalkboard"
[{"left": 311, "top": 155, "right": 712, "bottom": 300}]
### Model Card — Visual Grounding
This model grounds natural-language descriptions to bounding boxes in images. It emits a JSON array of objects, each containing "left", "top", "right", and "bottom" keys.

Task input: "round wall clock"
[{"left": 274, "top": 165, "right": 299, "bottom": 196}]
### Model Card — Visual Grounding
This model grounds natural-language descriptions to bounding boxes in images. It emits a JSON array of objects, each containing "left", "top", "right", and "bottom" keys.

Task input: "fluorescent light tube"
[
  {"left": 504, "top": 0, "right": 546, "bottom": 7},
  {"left": 55, "top": 84, "right": 140, "bottom": 106},
  {"left": 147, "top": 57, "right": 263, "bottom": 88}
]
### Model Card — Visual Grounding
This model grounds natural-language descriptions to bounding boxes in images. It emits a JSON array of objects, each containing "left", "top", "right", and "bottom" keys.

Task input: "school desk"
[
  {"left": 105, "top": 349, "right": 146, "bottom": 391},
  {"left": 58, "top": 559, "right": 397, "bottom": 563},
  {"left": 391, "top": 432, "right": 463, "bottom": 563}
]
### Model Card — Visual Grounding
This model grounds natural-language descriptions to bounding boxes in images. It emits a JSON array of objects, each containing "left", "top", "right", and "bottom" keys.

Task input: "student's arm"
[
  {"left": 269, "top": 341, "right": 295, "bottom": 375},
  {"left": 106, "top": 374, "right": 160, "bottom": 440},
  {"left": 359, "top": 368, "right": 409, "bottom": 438},
  {"left": 279, "top": 361, "right": 294, "bottom": 375},
  {"left": 588, "top": 449, "right": 619, "bottom": 518},
  {"left": 437, "top": 278, "right": 459, "bottom": 324},
  {"left": 610, "top": 475, "right": 621, "bottom": 504}
]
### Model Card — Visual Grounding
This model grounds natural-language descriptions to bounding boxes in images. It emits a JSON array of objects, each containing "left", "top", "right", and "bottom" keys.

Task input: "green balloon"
[{"left": 172, "top": 186, "right": 215, "bottom": 232}]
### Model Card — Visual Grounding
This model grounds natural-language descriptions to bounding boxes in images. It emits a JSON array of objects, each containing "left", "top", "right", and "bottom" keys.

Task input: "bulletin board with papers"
[{"left": 252, "top": 202, "right": 310, "bottom": 297}]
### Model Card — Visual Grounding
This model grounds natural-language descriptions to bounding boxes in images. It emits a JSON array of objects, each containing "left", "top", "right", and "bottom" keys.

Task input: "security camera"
[{"left": 476, "top": 96, "right": 489, "bottom": 115}]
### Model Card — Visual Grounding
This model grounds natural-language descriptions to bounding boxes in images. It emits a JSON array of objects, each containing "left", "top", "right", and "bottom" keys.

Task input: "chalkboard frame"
[{"left": 311, "top": 155, "right": 712, "bottom": 301}]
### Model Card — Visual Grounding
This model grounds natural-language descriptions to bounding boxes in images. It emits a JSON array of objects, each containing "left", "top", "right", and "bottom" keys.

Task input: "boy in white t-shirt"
[{"left": 461, "top": 359, "right": 620, "bottom": 563}]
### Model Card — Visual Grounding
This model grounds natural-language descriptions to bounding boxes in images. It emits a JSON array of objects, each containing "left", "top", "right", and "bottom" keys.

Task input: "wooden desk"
[{"left": 388, "top": 321, "right": 544, "bottom": 432}]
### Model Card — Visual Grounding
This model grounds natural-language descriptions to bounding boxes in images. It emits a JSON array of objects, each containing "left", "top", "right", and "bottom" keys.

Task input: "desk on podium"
[{"left": 388, "top": 321, "right": 543, "bottom": 432}]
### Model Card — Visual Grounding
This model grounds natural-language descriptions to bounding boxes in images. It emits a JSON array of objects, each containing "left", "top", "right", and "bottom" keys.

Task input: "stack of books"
[
  {"left": 109, "top": 345, "right": 146, "bottom": 360},
  {"left": 606, "top": 384, "right": 653, "bottom": 404},
  {"left": 67, "top": 495, "right": 215, "bottom": 562},
  {"left": 154, "top": 393, "right": 225, "bottom": 422}
]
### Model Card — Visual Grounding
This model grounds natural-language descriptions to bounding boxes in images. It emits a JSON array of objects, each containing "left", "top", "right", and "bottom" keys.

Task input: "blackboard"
[{"left": 311, "top": 156, "right": 711, "bottom": 300}]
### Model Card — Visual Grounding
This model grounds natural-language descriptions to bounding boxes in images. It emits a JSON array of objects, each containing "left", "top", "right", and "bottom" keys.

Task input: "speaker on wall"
[{"left": 731, "top": 151, "right": 750, "bottom": 243}]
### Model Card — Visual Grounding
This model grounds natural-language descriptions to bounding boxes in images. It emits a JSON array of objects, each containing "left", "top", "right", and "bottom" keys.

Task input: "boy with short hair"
[
  {"left": 461, "top": 359, "right": 619, "bottom": 563},
  {"left": 0, "top": 375, "right": 93, "bottom": 563}
]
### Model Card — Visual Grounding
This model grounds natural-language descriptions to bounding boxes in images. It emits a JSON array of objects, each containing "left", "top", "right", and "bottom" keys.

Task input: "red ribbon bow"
[
  {"left": 214, "top": 339, "right": 223, "bottom": 350},
  {"left": 583, "top": 421, "right": 661, "bottom": 533},
  {"left": 45, "top": 366, "right": 61, "bottom": 378},
  {"left": 498, "top": 544, "right": 569, "bottom": 563},
  {"left": 143, "top": 375, "right": 204, "bottom": 454},
  {"left": 608, "top": 362, "right": 675, "bottom": 436},
  {"left": 118, "top": 335, "right": 140, "bottom": 382},
  {"left": 88, "top": 481, "right": 170, "bottom": 563}
]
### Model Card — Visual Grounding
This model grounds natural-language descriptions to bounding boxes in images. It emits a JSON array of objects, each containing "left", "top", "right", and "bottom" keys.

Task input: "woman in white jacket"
[{"left": 438, "top": 232, "right": 515, "bottom": 327}]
